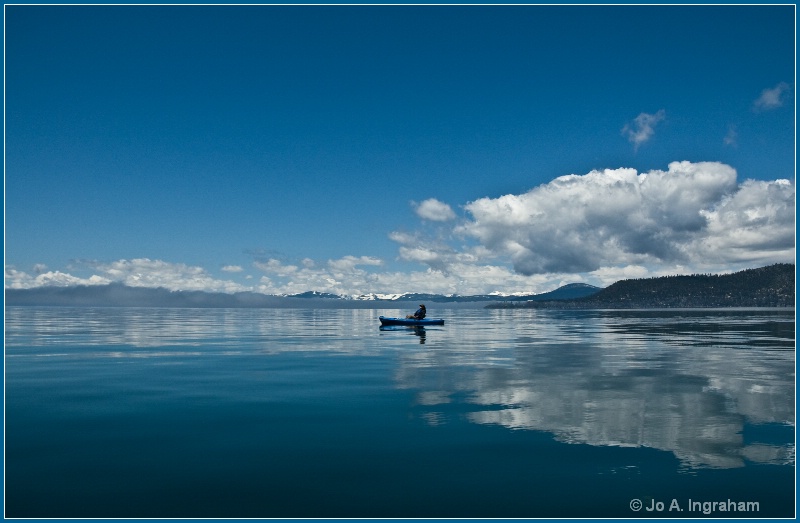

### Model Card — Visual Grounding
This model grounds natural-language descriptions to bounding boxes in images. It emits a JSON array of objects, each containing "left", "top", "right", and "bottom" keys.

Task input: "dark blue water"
[{"left": 5, "top": 307, "right": 795, "bottom": 518}]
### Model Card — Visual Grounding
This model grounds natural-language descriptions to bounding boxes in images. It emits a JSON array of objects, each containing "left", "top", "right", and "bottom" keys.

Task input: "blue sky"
[{"left": 5, "top": 5, "right": 796, "bottom": 296}]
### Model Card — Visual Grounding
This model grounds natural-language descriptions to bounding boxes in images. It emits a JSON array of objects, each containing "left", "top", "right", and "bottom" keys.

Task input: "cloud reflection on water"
[{"left": 392, "top": 309, "right": 795, "bottom": 471}]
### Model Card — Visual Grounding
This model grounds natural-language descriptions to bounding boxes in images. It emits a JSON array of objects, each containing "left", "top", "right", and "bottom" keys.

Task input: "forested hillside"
[{"left": 489, "top": 264, "right": 795, "bottom": 309}]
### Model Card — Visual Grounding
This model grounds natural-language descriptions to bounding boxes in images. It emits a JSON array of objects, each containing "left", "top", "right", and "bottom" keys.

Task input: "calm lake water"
[{"left": 5, "top": 306, "right": 795, "bottom": 518}]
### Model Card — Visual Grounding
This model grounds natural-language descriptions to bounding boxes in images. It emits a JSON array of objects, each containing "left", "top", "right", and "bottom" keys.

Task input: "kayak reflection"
[{"left": 379, "top": 324, "right": 429, "bottom": 344}]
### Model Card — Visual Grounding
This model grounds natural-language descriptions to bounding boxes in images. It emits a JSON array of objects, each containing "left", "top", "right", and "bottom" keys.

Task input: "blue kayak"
[{"left": 379, "top": 316, "right": 444, "bottom": 326}]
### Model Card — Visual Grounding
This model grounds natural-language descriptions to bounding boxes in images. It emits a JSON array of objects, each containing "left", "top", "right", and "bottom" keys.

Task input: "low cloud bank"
[{"left": 6, "top": 259, "right": 248, "bottom": 294}]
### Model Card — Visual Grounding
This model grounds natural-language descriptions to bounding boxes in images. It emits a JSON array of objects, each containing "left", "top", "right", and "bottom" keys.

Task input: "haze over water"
[{"left": 5, "top": 306, "right": 795, "bottom": 518}]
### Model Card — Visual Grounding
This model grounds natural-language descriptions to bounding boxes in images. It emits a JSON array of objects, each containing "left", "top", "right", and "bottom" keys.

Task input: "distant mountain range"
[
  {"left": 290, "top": 282, "right": 602, "bottom": 303},
  {"left": 5, "top": 265, "right": 793, "bottom": 309},
  {"left": 488, "top": 264, "right": 795, "bottom": 309},
  {"left": 4, "top": 281, "right": 601, "bottom": 309}
]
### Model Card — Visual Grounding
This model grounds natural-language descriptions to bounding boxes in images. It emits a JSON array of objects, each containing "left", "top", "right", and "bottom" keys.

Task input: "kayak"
[
  {"left": 379, "top": 316, "right": 445, "bottom": 326},
  {"left": 379, "top": 316, "right": 444, "bottom": 326}
]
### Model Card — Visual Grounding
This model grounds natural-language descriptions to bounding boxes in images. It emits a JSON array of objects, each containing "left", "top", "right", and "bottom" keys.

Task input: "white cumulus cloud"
[
  {"left": 254, "top": 255, "right": 386, "bottom": 295},
  {"left": 390, "top": 229, "right": 483, "bottom": 273},
  {"left": 327, "top": 255, "right": 383, "bottom": 272},
  {"left": 622, "top": 109, "right": 666, "bottom": 150},
  {"left": 456, "top": 161, "right": 794, "bottom": 276},
  {"left": 414, "top": 198, "right": 456, "bottom": 221},
  {"left": 696, "top": 178, "right": 795, "bottom": 265},
  {"left": 753, "top": 82, "right": 790, "bottom": 112},
  {"left": 723, "top": 125, "right": 738, "bottom": 147}
]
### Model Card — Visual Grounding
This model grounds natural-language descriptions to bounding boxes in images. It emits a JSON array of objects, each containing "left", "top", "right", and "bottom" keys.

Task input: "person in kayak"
[{"left": 406, "top": 304, "right": 426, "bottom": 320}]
